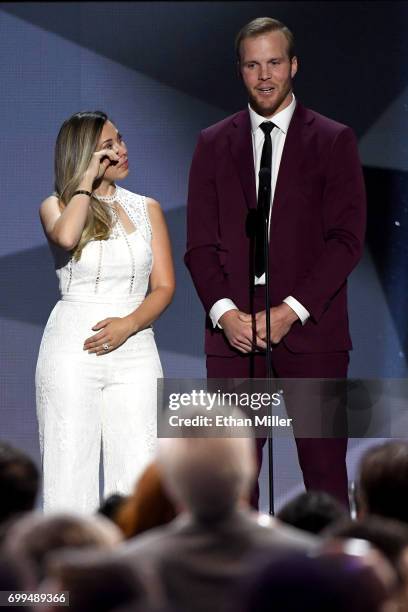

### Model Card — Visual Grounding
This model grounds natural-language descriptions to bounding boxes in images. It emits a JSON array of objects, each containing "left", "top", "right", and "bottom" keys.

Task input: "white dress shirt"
[{"left": 209, "top": 94, "right": 310, "bottom": 328}]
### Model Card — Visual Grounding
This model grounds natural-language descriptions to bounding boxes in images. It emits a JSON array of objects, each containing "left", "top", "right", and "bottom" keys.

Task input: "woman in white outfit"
[{"left": 36, "top": 111, "right": 175, "bottom": 513}]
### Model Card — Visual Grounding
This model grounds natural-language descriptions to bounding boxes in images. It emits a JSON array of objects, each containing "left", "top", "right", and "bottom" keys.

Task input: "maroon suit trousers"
[{"left": 206, "top": 288, "right": 349, "bottom": 510}]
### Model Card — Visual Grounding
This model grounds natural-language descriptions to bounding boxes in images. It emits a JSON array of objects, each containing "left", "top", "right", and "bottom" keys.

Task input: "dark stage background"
[{"left": 1, "top": 1, "right": 407, "bottom": 511}]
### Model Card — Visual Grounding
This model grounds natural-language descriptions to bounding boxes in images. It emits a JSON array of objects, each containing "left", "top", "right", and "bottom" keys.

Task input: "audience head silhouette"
[
  {"left": 157, "top": 412, "right": 256, "bottom": 522},
  {"left": 115, "top": 462, "right": 177, "bottom": 538},
  {"left": 359, "top": 441, "right": 408, "bottom": 524},
  {"left": 0, "top": 441, "right": 39, "bottom": 524},
  {"left": 277, "top": 490, "right": 347, "bottom": 534},
  {"left": 3, "top": 512, "right": 122, "bottom": 583}
]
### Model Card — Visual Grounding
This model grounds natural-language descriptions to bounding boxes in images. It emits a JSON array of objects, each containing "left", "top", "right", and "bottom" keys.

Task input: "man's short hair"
[
  {"left": 235, "top": 17, "right": 296, "bottom": 62},
  {"left": 0, "top": 442, "right": 39, "bottom": 523},
  {"left": 277, "top": 491, "right": 347, "bottom": 535},
  {"left": 358, "top": 441, "right": 408, "bottom": 524}
]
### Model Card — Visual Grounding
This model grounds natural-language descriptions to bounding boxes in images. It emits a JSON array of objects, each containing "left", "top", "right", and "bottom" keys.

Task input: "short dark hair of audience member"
[
  {"left": 323, "top": 515, "right": 408, "bottom": 585},
  {"left": 0, "top": 442, "right": 39, "bottom": 524},
  {"left": 46, "top": 548, "right": 144, "bottom": 612},
  {"left": 3, "top": 512, "right": 122, "bottom": 584},
  {"left": 277, "top": 490, "right": 347, "bottom": 535},
  {"left": 115, "top": 462, "right": 178, "bottom": 539},
  {"left": 240, "top": 549, "right": 393, "bottom": 612},
  {"left": 358, "top": 441, "right": 408, "bottom": 524},
  {"left": 98, "top": 493, "right": 128, "bottom": 523}
]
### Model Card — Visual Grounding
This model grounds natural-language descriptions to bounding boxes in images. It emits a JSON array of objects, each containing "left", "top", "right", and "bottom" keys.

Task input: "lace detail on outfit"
[
  {"left": 35, "top": 186, "right": 162, "bottom": 513},
  {"left": 60, "top": 186, "right": 153, "bottom": 298}
]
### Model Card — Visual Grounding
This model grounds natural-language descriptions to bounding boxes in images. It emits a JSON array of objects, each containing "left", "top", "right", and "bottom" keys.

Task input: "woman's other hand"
[{"left": 83, "top": 316, "right": 136, "bottom": 355}]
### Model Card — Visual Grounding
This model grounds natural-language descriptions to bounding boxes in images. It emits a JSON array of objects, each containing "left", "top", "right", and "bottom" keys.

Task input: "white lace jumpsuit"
[{"left": 35, "top": 187, "right": 163, "bottom": 513}]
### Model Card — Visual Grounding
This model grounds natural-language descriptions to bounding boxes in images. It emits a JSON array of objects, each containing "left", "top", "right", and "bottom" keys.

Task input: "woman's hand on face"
[
  {"left": 84, "top": 148, "right": 120, "bottom": 183},
  {"left": 83, "top": 317, "right": 135, "bottom": 355}
]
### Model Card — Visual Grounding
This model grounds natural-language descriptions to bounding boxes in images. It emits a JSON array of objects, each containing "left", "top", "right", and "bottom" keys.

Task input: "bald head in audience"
[{"left": 157, "top": 427, "right": 256, "bottom": 522}]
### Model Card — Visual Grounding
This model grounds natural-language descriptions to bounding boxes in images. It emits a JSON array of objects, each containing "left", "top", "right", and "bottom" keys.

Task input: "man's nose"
[{"left": 259, "top": 66, "right": 272, "bottom": 80}]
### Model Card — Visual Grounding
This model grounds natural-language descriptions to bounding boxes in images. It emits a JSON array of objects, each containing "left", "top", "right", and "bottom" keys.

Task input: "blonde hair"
[
  {"left": 54, "top": 111, "right": 114, "bottom": 260},
  {"left": 235, "top": 17, "right": 296, "bottom": 62}
]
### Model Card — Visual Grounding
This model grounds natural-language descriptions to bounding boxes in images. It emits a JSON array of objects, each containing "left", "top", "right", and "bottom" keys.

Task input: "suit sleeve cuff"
[
  {"left": 283, "top": 296, "right": 310, "bottom": 325},
  {"left": 209, "top": 299, "right": 238, "bottom": 329}
]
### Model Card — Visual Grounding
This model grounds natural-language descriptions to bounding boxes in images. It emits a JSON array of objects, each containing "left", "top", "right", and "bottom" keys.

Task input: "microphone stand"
[{"left": 258, "top": 167, "right": 274, "bottom": 515}]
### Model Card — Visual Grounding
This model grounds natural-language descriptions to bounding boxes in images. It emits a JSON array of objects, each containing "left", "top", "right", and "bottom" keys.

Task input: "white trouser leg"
[
  {"left": 101, "top": 330, "right": 162, "bottom": 499},
  {"left": 36, "top": 353, "right": 103, "bottom": 513}
]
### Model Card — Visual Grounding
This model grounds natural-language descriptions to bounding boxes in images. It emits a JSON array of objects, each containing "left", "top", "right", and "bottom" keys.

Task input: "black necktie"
[{"left": 255, "top": 121, "right": 274, "bottom": 278}]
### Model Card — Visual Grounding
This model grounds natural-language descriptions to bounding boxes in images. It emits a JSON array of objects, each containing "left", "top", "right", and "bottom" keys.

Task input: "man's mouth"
[{"left": 257, "top": 87, "right": 275, "bottom": 94}]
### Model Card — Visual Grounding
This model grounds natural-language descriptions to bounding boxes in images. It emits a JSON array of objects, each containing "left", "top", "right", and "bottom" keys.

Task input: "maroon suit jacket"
[{"left": 184, "top": 102, "right": 366, "bottom": 357}]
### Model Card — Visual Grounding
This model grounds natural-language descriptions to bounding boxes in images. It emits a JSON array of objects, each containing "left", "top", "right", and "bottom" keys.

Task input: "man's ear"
[{"left": 291, "top": 56, "right": 298, "bottom": 79}]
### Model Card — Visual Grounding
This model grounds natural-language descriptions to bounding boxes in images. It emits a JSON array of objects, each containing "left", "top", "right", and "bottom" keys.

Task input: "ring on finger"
[{"left": 102, "top": 343, "right": 110, "bottom": 351}]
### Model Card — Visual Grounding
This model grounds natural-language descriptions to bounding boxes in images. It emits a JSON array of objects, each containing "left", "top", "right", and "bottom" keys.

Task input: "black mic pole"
[{"left": 258, "top": 167, "right": 274, "bottom": 515}]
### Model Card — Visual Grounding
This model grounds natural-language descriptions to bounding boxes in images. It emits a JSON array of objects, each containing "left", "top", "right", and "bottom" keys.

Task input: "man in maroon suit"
[{"left": 184, "top": 17, "right": 366, "bottom": 508}]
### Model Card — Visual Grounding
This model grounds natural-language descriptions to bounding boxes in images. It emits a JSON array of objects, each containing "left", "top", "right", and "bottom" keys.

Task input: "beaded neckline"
[
  {"left": 93, "top": 185, "right": 119, "bottom": 204},
  {"left": 94, "top": 186, "right": 136, "bottom": 240},
  {"left": 63, "top": 189, "right": 152, "bottom": 295}
]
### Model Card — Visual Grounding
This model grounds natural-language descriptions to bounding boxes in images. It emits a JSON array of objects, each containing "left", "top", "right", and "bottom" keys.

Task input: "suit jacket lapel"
[
  {"left": 229, "top": 111, "right": 257, "bottom": 210},
  {"left": 228, "top": 104, "right": 314, "bottom": 214},
  {"left": 271, "top": 102, "right": 314, "bottom": 223}
]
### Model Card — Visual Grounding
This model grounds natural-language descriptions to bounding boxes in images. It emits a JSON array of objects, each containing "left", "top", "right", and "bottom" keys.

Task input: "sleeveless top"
[{"left": 54, "top": 186, "right": 153, "bottom": 304}]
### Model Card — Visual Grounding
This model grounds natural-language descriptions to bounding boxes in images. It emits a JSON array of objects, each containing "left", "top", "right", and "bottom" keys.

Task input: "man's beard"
[{"left": 248, "top": 84, "right": 292, "bottom": 118}]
